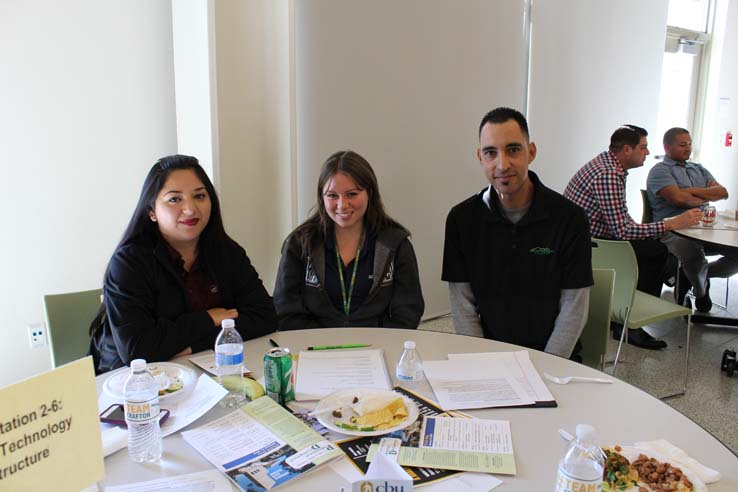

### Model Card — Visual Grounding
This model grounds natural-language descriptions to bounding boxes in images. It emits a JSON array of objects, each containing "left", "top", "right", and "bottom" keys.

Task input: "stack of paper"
[
  {"left": 294, "top": 349, "right": 391, "bottom": 400},
  {"left": 423, "top": 351, "right": 555, "bottom": 411}
]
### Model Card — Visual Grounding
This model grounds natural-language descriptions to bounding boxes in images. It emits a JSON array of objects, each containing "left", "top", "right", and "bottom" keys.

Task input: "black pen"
[{"left": 269, "top": 338, "right": 280, "bottom": 348}]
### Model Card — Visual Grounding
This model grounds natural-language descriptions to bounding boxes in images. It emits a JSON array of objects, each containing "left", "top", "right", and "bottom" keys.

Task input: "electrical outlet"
[{"left": 28, "top": 323, "right": 47, "bottom": 349}]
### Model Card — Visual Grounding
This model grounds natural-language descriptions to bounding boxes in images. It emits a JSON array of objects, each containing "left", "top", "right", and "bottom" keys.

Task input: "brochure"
[
  {"left": 334, "top": 386, "right": 466, "bottom": 487},
  {"left": 366, "top": 416, "right": 517, "bottom": 475},
  {"left": 182, "top": 396, "right": 344, "bottom": 491}
]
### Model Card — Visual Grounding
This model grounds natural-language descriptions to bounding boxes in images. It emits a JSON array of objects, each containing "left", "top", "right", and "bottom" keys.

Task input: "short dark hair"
[
  {"left": 478, "top": 107, "right": 529, "bottom": 140},
  {"left": 609, "top": 124, "right": 648, "bottom": 153},
  {"left": 663, "top": 127, "right": 690, "bottom": 146}
]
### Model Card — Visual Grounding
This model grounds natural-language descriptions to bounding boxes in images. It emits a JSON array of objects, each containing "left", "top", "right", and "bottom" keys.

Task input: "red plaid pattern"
[{"left": 564, "top": 151, "right": 665, "bottom": 240}]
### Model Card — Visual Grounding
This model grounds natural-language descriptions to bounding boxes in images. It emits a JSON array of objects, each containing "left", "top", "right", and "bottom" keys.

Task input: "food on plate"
[
  {"left": 351, "top": 394, "right": 408, "bottom": 430},
  {"left": 603, "top": 446, "right": 639, "bottom": 491},
  {"left": 631, "top": 453, "right": 693, "bottom": 492},
  {"left": 602, "top": 445, "right": 695, "bottom": 492},
  {"left": 151, "top": 369, "right": 183, "bottom": 395},
  {"left": 330, "top": 393, "right": 409, "bottom": 432}
]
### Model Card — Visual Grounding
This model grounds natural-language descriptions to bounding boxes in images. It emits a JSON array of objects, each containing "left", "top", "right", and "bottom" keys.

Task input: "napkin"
[
  {"left": 365, "top": 452, "right": 413, "bottom": 481},
  {"left": 633, "top": 439, "right": 722, "bottom": 484},
  {"left": 101, "top": 424, "right": 128, "bottom": 457}
]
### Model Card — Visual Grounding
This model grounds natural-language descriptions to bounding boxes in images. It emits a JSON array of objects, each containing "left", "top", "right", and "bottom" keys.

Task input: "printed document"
[
  {"left": 366, "top": 415, "right": 516, "bottom": 475},
  {"left": 100, "top": 470, "right": 236, "bottom": 492},
  {"left": 423, "top": 359, "right": 534, "bottom": 410},
  {"left": 182, "top": 396, "right": 344, "bottom": 491},
  {"left": 447, "top": 350, "right": 554, "bottom": 405},
  {"left": 295, "top": 349, "right": 391, "bottom": 400}
]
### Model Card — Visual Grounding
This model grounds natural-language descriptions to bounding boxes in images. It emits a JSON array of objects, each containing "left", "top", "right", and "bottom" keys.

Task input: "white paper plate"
[
  {"left": 314, "top": 388, "right": 419, "bottom": 437},
  {"left": 103, "top": 361, "right": 197, "bottom": 404},
  {"left": 607, "top": 446, "right": 707, "bottom": 492}
]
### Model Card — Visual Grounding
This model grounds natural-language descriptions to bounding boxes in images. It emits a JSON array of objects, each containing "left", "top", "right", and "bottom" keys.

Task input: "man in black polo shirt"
[{"left": 442, "top": 107, "right": 593, "bottom": 358}]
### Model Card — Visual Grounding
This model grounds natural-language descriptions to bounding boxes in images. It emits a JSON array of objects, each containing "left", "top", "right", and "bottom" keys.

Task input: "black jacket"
[
  {"left": 274, "top": 226, "right": 424, "bottom": 330},
  {"left": 91, "top": 236, "right": 277, "bottom": 373}
]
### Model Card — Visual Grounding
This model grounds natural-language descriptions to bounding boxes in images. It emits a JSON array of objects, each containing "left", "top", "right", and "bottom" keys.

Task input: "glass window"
[
  {"left": 655, "top": 51, "right": 698, "bottom": 140},
  {"left": 667, "top": 0, "right": 711, "bottom": 32}
]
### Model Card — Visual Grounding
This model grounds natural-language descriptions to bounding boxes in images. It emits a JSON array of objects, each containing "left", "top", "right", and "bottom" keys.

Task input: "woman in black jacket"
[
  {"left": 90, "top": 155, "right": 276, "bottom": 373},
  {"left": 274, "top": 150, "right": 424, "bottom": 330}
]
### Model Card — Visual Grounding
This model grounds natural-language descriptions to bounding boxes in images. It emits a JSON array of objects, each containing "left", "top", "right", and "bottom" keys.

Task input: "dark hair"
[
  {"left": 478, "top": 107, "right": 530, "bottom": 140},
  {"left": 609, "top": 124, "right": 648, "bottom": 153},
  {"left": 290, "top": 150, "right": 408, "bottom": 254},
  {"left": 663, "top": 127, "right": 690, "bottom": 146},
  {"left": 90, "top": 154, "right": 232, "bottom": 336},
  {"left": 115, "top": 154, "right": 230, "bottom": 250}
]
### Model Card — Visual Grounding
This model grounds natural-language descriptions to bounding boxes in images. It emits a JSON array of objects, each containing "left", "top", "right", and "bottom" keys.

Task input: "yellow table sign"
[{"left": 0, "top": 357, "right": 104, "bottom": 492}]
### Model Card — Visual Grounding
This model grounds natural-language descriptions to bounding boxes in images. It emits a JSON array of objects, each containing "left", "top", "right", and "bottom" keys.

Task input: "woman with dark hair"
[
  {"left": 90, "top": 155, "right": 276, "bottom": 373},
  {"left": 274, "top": 150, "right": 424, "bottom": 330}
]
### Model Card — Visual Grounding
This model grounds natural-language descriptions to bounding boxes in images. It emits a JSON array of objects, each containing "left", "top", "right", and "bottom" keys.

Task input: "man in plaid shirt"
[{"left": 565, "top": 125, "right": 701, "bottom": 349}]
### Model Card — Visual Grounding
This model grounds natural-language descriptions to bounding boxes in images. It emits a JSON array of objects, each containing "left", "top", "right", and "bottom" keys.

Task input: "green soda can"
[{"left": 264, "top": 347, "right": 295, "bottom": 405}]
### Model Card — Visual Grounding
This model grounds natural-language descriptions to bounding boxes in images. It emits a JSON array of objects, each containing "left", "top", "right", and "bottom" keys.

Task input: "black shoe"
[
  {"left": 695, "top": 280, "right": 712, "bottom": 312},
  {"left": 611, "top": 324, "right": 667, "bottom": 350}
]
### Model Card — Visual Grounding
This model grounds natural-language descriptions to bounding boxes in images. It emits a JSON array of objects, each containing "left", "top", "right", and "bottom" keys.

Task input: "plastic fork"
[{"left": 544, "top": 373, "right": 613, "bottom": 385}]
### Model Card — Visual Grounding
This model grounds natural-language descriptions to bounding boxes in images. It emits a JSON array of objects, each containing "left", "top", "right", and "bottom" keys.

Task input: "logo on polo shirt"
[
  {"left": 304, "top": 258, "right": 320, "bottom": 287},
  {"left": 529, "top": 247, "right": 554, "bottom": 255}
]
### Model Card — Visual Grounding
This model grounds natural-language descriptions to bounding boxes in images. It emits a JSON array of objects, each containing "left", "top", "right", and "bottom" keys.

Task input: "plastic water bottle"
[
  {"left": 123, "top": 359, "right": 162, "bottom": 463},
  {"left": 215, "top": 318, "right": 246, "bottom": 408},
  {"left": 396, "top": 340, "right": 423, "bottom": 384},
  {"left": 554, "top": 424, "right": 604, "bottom": 492}
]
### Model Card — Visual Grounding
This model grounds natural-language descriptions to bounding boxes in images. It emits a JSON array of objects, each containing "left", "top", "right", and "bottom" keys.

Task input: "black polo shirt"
[
  {"left": 324, "top": 233, "right": 377, "bottom": 314},
  {"left": 442, "top": 171, "right": 593, "bottom": 351}
]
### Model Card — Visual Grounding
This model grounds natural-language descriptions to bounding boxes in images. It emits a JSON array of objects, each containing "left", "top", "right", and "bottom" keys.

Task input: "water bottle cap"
[
  {"left": 575, "top": 424, "right": 596, "bottom": 441},
  {"left": 404, "top": 340, "right": 416, "bottom": 349},
  {"left": 222, "top": 319, "right": 235, "bottom": 329},
  {"left": 130, "top": 359, "right": 147, "bottom": 371}
]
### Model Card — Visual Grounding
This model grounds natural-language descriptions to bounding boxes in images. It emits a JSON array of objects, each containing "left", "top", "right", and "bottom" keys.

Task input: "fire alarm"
[{"left": 726, "top": 132, "right": 733, "bottom": 147}]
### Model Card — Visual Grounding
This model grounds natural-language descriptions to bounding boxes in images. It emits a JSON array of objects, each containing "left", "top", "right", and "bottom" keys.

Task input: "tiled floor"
[{"left": 418, "top": 281, "right": 738, "bottom": 454}]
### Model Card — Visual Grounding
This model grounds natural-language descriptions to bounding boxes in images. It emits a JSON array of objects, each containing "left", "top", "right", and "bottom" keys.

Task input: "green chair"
[
  {"left": 579, "top": 269, "right": 616, "bottom": 371},
  {"left": 43, "top": 289, "right": 103, "bottom": 368},
  {"left": 591, "top": 239, "right": 692, "bottom": 398}
]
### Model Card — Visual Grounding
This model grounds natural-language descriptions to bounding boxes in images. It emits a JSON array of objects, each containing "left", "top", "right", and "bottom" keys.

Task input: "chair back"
[
  {"left": 580, "top": 269, "right": 615, "bottom": 370},
  {"left": 591, "top": 239, "right": 638, "bottom": 324},
  {"left": 43, "top": 289, "right": 103, "bottom": 368},
  {"left": 640, "top": 189, "right": 653, "bottom": 223}
]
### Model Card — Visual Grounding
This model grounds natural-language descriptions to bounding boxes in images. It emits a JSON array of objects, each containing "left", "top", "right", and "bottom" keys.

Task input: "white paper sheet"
[
  {"left": 423, "top": 359, "right": 534, "bottom": 410},
  {"left": 189, "top": 350, "right": 251, "bottom": 376},
  {"left": 98, "top": 374, "right": 227, "bottom": 457},
  {"left": 100, "top": 470, "right": 236, "bottom": 492},
  {"left": 447, "top": 350, "right": 554, "bottom": 403},
  {"left": 420, "top": 416, "right": 514, "bottom": 454},
  {"left": 294, "top": 349, "right": 391, "bottom": 400}
]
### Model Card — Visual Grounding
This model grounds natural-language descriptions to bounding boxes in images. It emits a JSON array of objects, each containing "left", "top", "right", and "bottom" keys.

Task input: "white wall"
[
  {"left": 701, "top": 0, "right": 738, "bottom": 200},
  {"left": 528, "top": 0, "right": 669, "bottom": 221},
  {"left": 295, "top": 0, "right": 529, "bottom": 318},
  {"left": 212, "top": 0, "right": 293, "bottom": 289},
  {"left": 0, "top": 0, "right": 177, "bottom": 387}
]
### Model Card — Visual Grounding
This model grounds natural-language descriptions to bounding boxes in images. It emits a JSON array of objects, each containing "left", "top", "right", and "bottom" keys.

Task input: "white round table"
[{"left": 97, "top": 328, "right": 738, "bottom": 491}]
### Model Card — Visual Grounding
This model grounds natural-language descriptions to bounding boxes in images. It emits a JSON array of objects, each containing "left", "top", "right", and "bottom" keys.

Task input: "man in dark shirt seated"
[{"left": 442, "top": 107, "right": 593, "bottom": 359}]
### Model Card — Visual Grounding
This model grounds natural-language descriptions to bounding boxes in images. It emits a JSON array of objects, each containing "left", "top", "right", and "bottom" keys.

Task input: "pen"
[
  {"left": 269, "top": 338, "right": 280, "bottom": 348},
  {"left": 307, "top": 343, "right": 371, "bottom": 350}
]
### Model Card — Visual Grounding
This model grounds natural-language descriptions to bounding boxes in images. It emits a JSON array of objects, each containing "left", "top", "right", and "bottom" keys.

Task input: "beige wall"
[
  {"left": 1, "top": 0, "right": 177, "bottom": 386},
  {"left": 212, "top": 0, "right": 294, "bottom": 291}
]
